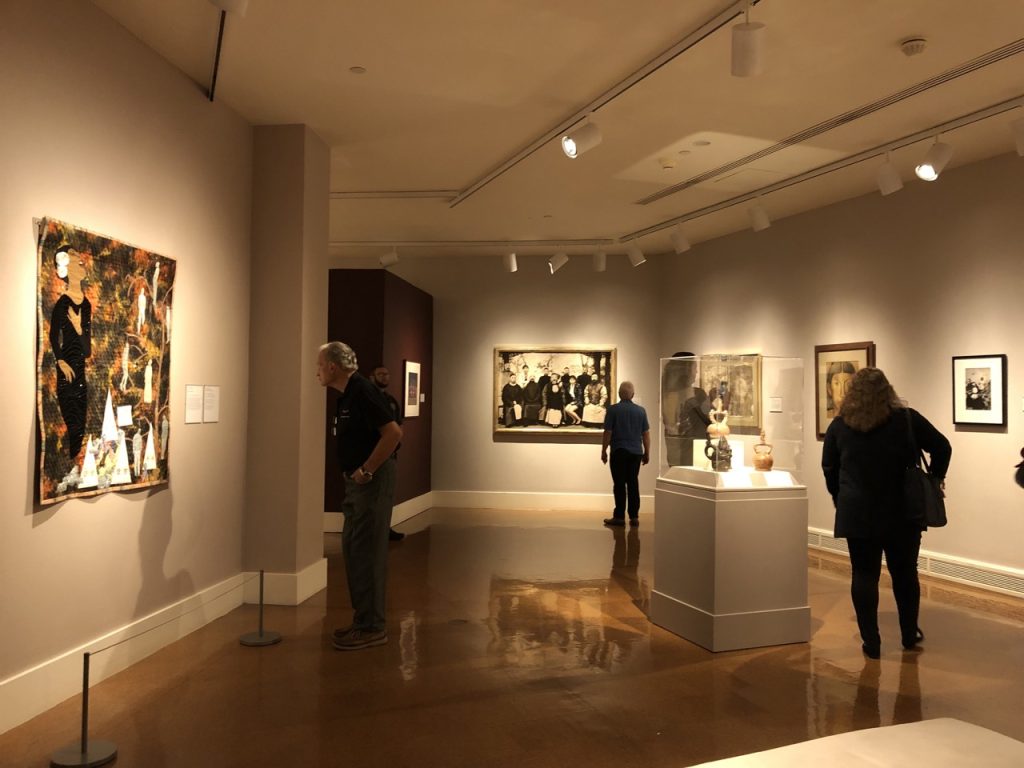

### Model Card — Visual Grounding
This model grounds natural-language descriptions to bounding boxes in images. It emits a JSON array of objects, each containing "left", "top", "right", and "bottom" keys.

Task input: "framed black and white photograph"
[
  {"left": 952, "top": 354, "right": 1007, "bottom": 426},
  {"left": 403, "top": 360, "right": 421, "bottom": 418},
  {"left": 814, "top": 341, "right": 876, "bottom": 438},
  {"left": 494, "top": 346, "right": 616, "bottom": 435}
]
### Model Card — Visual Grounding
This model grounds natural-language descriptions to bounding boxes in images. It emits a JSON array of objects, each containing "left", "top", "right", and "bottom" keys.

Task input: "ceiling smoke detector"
[{"left": 900, "top": 37, "right": 927, "bottom": 57}]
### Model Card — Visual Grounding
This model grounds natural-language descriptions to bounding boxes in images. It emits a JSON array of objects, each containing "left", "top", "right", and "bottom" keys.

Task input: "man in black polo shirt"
[{"left": 317, "top": 341, "right": 402, "bottom": 651}]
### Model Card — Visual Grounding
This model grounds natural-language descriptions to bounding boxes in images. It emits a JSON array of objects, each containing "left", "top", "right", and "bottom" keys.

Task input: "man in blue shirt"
[{"left": 601, "top": 381, "right": 650, "bottom": 527}]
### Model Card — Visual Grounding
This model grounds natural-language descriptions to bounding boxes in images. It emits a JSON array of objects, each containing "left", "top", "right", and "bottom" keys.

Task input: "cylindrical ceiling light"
[
  {"left": 748, "top": 203, "right": 771, "bottom": 232},
  {"left": 1010, "top": 116, "right": 1024, "bottom": 157},
  {"left": 380, "top": 248, "right": 399, "bottom": 267},
  {"left": 548, "top": 252, "right": 569, "bottom": 274},
  {"left": 876, "top": 153, "right": 903, "bottom": 196},
  {"left": 626, "top": 243, "right": 646, "bottom": 267},
  {"left": 561, "top": 122, "right": 602, "bottom": 159},
  {"left": 914, "top": 139, "right": 953, "bottom": 181},
  {"left": 503, "top": 252, "right": 518, "bottom": 273},
  {"left": 592, "top": 251, "right": 607, "bottom": 272},
  {"left": 670, "top": 225, "right": 691, "bottom": 254},
  {"left": 731, "top": 3, "right": 766, "bottom": 77}
]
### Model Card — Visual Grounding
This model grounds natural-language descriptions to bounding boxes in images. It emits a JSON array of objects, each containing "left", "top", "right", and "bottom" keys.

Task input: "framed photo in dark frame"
[
  {"left": 814, "top": 341, "right": 876, "bottom": 438},
  {"left": 952, "top": 354, "right": 1007, "bottom": 426}
]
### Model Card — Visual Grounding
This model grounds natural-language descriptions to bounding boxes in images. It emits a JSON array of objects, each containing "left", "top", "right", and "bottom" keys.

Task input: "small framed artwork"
[
  {"left": 952, "top": 354, "right": 1007, "bottom": 426},
  {"left": 403, "top": 361, "right": 421, "bottom": 418},
  {"left": 698, "top": 354, "right": 761, "bottom": 429},
  {"left": 814, "top": 341, "right": 876, "bottom": 438}
]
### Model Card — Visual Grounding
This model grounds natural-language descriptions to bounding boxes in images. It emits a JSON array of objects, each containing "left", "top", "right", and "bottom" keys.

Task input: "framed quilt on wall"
[{"left": 36, "top": 217, "right": 175, "bottom": 505}]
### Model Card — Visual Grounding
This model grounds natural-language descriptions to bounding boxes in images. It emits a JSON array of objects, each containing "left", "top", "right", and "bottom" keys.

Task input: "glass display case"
[{"left": 658, "top": 354, "right": 805, "bottom": 487}]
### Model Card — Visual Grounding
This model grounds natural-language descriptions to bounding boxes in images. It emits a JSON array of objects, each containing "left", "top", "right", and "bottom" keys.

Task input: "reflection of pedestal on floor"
[{"left": 651, "top": 466, "right": 809, "bottom": 652}]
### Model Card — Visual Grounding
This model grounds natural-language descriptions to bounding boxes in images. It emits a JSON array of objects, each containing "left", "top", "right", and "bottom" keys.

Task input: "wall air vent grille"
[{"left": 924, "top": 558, "right": 1024, "bottom": 597}]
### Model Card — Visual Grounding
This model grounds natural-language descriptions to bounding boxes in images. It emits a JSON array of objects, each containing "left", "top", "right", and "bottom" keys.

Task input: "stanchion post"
[
  {"left": 50, "top": 652, "right": 117, "bottom": 767},
  {"left": 240, "top": 569, "right": 282, "bottom": 647}
]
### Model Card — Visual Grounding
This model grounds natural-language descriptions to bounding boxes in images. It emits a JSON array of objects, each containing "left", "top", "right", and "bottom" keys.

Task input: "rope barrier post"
[
  {"left": 240, "top": 570, "right": 282, "bottom": 647},
  {"left": 50, "top": 652, "right": 117, "bottom": 767}
]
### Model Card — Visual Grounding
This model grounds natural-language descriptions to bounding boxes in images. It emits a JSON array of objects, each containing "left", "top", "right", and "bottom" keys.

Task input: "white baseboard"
[
  {"left": 323, "top": 490, "right": 436, "bottom": 533},
  {"left": 430, "top": 490, "right": 651, "bottom": 512},
  {"left": 0, "top": 573, "right": 244, "bottom": 736},
  {"left": 242, "top": 557, "right": 328, "bottom": 606}
]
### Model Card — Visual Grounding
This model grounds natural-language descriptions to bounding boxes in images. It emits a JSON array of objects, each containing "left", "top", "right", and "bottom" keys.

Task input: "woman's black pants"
[{"left": 846, "top": 529, "right": 922, "bottom": 648}]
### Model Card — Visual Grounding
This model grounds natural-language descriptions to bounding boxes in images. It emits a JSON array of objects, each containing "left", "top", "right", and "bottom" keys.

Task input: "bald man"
[{"left": 601, "top": 381, "right": 650, "bottom": 527}]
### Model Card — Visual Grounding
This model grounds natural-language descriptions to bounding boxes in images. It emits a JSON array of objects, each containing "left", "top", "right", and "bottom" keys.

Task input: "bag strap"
[{"left": 903, "top": 408, "right": 931, "bottom": 472}]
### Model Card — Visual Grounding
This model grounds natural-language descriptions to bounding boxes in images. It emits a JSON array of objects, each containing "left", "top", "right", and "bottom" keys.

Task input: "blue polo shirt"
[{"left": 604, "top": 400, "right": 650, "bottom": 455}]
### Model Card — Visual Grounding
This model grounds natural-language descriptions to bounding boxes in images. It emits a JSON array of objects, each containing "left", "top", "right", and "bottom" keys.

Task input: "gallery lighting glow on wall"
[
  {"left": 548, "top": 252, "right": 569, "bottom": 274},
  {"left": 380, "top": 248, "right": 399, "bottom": 267},
  {"left": 731, "top": 1, "right": 766, "bottom": 77},
  {"left": 748, "top": 202, "right": 771, "bottom": 232},
  {"left": 914, "top": 138, "right": 953, "bottom": 181},
  {"left": 503, "top": 252, "right": 518, "bottom": 273},
  {"left": 1011, "top": 115, "right": 1024, "bottom": 157},
  {"left": 670, "top": 225, "right": 691, "bottom": 254},
  {"left": 875, "top": 152, "right": 904, "bottom": 196},
  {"left": 626, "top": 243, "right": 646, "bottom": 267},
  {"left": 561, "top": 122, "right": 602, "bottom": 159},
  {"left": 592, "top": 251, "right": 607, "bottom": 272}
]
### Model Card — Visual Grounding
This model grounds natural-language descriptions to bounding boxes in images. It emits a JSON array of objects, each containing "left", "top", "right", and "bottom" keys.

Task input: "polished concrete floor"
[{"left": 3, "top": 508, "right": 1024, "bottom": 767}]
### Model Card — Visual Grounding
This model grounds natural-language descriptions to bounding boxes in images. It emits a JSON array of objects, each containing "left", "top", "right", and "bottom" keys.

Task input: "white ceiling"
[{"left": 92, "top": 0, "right": 1024, "bottom": 264}]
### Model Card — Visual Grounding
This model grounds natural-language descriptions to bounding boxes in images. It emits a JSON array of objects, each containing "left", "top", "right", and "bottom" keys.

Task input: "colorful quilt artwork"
[{"left": 36, "top": 218, "right": 175, "bottom": 505}]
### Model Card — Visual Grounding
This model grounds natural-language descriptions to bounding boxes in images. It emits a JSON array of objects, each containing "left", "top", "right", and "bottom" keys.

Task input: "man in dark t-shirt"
[
  {"left": 371, "top": 364, "right": 406, "bottom": 541},
  {"left": 601, "top": 381, "right": 650, "bottom": 527},
  {"left": 317, "top": 342, "right": 402, "bottom": 651}
]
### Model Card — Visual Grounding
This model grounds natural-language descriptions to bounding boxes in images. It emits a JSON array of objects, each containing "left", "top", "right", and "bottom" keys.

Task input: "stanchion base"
[
  {"left": 51, "top": 740, "right": 117, "bottom": 767},
  {"left": 239, "top": 630, "right": 282, "bottom": 647}
]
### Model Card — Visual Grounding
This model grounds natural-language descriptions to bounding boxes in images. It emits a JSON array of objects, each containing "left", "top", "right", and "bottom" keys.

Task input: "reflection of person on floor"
[
  {"left": 609, "top": 526, "right": 642, "bottom": 602},
  {"left": 318, "top": 341, "right": 402, "bottom": 651},
  {"left": 49, "top": 246, "right": 92, "bottom": 464},
  {"left": 371, "top": 365, "right": 407, "bottom": 541},
  {"left": 601, "top": 382, "right": 650, "bottom": 528},
  {"left": 822, "top": 367, "right": 951, "bottom": 659},
  {"left": 501, "top": 373, "right": 523, "bottom": 427}
]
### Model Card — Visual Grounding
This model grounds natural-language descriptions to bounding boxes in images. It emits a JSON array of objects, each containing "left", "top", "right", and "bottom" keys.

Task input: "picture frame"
[
  {"left": 952, "top": 354, "right": 1007, "bottom": 426},
  {"left": 403, "top": 361, "right": 421, "bottom": 418},
  {"left": 814, "top": 341, "right": 876, "bottom": 438},
  {"left": 494, "top": 346, "right": 616, "bottom": 435},
  {"left": 698, "top": 354, "right": 761, "bottom": 429}
]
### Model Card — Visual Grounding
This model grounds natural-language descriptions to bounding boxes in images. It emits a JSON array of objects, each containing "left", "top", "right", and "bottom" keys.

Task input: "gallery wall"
[
  {"left": 0, "top": 0, "right": 253, "bottom": 682},
  {"left": 658, "top": 152, "right": 1024, "bottom": 573}
]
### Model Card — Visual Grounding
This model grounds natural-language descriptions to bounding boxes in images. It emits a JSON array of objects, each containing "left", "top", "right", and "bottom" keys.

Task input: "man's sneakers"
[
  {"left": 332, "top": 627, "right": 387, "bottom": 651},
  {"left": 603, "top": 517, "right": 640, "bottom": 528}
]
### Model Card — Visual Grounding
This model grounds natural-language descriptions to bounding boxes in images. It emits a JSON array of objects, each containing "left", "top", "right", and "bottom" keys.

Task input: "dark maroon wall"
[{"left": 324, "top": 269, "right": 432, "bottom": 511}]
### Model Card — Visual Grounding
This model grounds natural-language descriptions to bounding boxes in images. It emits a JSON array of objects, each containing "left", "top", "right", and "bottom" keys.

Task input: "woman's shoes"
[
  {"left": 862, "top": 642, "right": 881, "bottom": 660},
  {"left": 902, "top": 627, "right": 925, "bottom": 650}
]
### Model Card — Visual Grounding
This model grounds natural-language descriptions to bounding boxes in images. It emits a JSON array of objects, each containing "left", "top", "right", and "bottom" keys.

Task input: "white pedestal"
[{"left": 651, "top": 467, "right": 810, "bottom": 652}]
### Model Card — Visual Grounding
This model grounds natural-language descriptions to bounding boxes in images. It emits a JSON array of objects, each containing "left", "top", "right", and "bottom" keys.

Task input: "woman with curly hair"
[{"left": 822, "top": 367, "right": 951, "bottom": 659}]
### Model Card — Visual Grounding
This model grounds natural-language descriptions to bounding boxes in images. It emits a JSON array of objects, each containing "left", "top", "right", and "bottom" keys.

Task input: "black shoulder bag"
[{"left": 903, "top": 409, "right": 947, "bottom": 528}]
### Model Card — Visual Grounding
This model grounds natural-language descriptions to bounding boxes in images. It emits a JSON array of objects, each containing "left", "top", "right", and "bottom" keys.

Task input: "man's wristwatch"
[{"left": 360, "top": 466, "right": 373, "bottom": 480}]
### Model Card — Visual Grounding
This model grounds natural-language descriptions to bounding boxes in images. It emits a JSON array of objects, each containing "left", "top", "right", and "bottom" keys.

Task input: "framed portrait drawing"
[
  {"left": 494, "top": 346, "right": 616, "bottom": 435},
  {"left": 403, "top": 361, "right": 421, "bottom": 418},
  {"left": 814, "top": 341, "right": 876, "bottom": 438},
  {"left": 952, "top": 354, "right": 1007, "bottom": 426},
  {"left": 698, "top": 354, "right": 761, "bottom": 429}
]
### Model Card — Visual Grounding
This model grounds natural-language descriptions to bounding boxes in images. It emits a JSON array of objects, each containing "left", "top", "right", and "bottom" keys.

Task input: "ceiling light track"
[
  {"left": 636, "top": 36, "right": 1024, "bottom": 205},
  {"left": 622, "top": 93, "right": 1024, "bottom": 242},
  {"left": 329, "top": 238, "right": 617, "bottom": 249},
  {"left": 329, "top": 190, "right": 460, "bottom": 200},
  {"left": 447, "top": 0, "right": 760, "bottom": 209}
]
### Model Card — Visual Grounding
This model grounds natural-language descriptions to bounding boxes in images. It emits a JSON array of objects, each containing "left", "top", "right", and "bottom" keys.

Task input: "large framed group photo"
[{"left": 494, "top": 346, "right": 616, "bottom": 435}]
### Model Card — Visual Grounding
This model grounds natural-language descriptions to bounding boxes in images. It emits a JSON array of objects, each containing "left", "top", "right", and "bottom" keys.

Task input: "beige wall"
[
  {"left": 0, "top": 1, "right": 252, "bottom": 679},
  {"left": 659, "top": 153, "right": 1024, "bottom": 572}
]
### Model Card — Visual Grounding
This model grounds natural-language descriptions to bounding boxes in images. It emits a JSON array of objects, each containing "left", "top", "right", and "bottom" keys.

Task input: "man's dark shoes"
[
  {"left": 389, "top": 528, "right": 405, "bottom": 541},
  {"left": 862, "top": 642, "right": 881, "bottom": 659},
  {"left": 333, "top": 628, "right": 387, "bottom": 651},
  {"left": 902, "top": 627, "right": 925, "bottom": 650},
  {"left": 603, "top": 517, "right": 625, "bottom": 527}
]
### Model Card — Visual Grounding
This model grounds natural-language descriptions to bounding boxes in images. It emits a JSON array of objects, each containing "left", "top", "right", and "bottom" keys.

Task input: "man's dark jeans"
[{"left": 609, "top": 448, "right": 642, "bottom": 521}]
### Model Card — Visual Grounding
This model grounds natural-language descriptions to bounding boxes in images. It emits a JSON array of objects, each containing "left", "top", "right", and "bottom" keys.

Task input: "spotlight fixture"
[
  {"left": 592, "top": 251, "right": 607, "bottom": 272},
  {"left": 670, "top": 225, "right": 691, "bottom": 254},
  {"left": 731, "top": 1, "right": 766, "bottom": 77},
  {"left": 561, "top": 122, "right": 602, "bottom": 159},
  {"left": 875, "top": 152, "right": 903, "bottom": 196},
  {"left": 914, "top": 138, "right": 953, "bottom": 181},
  {"left": 1011, "top": 116, "right": 1024, "bottom": 157},
  {"left": 379, "top": 248, "right": 399, "bottom": 268},
  {"left": 748, "top": 203, "right": 771, "bottom": 232},
  {"left": 626, "top": 243, "right": 646, "bottom": 267},
  {"left": 548, "top": 252, "right": 569, "bottom": 274},
  {"left": 503, "top": 252, "right": 518, "bottom": 273}
]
